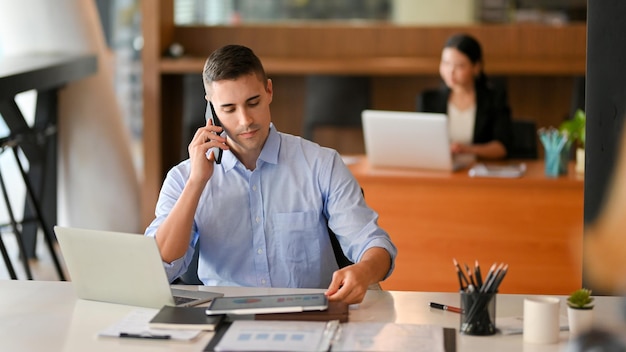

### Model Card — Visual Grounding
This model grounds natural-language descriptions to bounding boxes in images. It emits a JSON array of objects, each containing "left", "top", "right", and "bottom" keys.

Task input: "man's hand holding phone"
[
  {"left": 207, "top": 102, "right": 224, "bottom": 164},
  {"left": 187, "top": 112, "right": 227, "bottom": 186}
]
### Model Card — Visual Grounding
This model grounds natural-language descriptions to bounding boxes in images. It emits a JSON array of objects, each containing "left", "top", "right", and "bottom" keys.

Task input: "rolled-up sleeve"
[
  {"left": 324, "top": 152, "right": 398, "bottom": 280},
  {"left": 144, "top": 163, "right": 198, "bottom": 283}
]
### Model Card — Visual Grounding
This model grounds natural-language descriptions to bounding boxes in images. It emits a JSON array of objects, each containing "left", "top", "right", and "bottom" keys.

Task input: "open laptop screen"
[{"left": 362, "top": 109, "right": 472, "bottom": 171}]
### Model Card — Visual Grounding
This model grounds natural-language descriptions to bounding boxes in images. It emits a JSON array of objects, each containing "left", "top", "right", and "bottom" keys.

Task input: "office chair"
[
  {"left": 302, "top": 75, "right": 370, "bottom": 154},
  {"left": 180, "top": 75, "right": 207, "bottom": 161},
  {"left": 174, "top": 240, "right": 203, "bottom": 285},
  {"left": 508, "top": 119, "right": 539, "bottom": 159}
]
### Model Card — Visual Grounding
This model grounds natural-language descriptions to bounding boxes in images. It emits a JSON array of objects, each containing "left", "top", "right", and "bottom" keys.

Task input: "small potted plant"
[
  {"left": 559, "top": 109, "right": 586, "bottom": 175},
  {"left": 566, "top": 288, "right": 594, "bottom": 338}
]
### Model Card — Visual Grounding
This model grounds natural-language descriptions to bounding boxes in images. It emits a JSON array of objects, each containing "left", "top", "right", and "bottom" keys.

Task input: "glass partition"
[
  {"left": 174, "top": 0, "right": 586, "bottom": 26},
  {"left": 175, "top": 0, "right": 392, "bottom": 26}
]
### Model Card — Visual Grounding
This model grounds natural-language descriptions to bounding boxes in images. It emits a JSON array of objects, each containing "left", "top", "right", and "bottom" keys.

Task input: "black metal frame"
[{"left": 0, "top": 130, "right": 65, "bottom": 280}]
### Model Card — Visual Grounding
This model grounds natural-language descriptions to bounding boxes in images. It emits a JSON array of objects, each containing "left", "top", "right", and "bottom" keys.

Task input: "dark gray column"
[{"left": 584, "top": 0, "right": 626, "bottom": 292}]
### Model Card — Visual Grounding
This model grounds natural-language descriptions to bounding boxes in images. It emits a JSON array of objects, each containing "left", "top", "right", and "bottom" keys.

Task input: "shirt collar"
[
  {"left": 220, "top": 123, "right": 280, "bottom": 171},
  {"left": 258, "top": 123, "right": 280, "bottom": 165}
]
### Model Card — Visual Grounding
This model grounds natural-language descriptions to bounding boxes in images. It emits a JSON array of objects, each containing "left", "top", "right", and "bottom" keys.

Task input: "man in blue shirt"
[{"left": 145, "top": 44, "right": 397, "bottom": 304}]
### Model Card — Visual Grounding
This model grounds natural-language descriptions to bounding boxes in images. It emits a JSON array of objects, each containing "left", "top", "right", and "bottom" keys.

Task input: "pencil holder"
[
  {"left": 538, "top": 128, "right": 569, "bottom": 178},
  {"left": 544, "top": 148, "right": 562, "bottom": 177},
  {"left": 559, "top": 140, "right": 573, "bottom": 175},
  {"left": 460, "top": 291, "right": 497, "bottom": 336}
]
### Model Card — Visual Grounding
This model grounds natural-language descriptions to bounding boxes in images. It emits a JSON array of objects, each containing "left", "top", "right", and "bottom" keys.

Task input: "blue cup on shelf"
[{"left": 538, "top": 128, "right": 569, "bottom": 178}]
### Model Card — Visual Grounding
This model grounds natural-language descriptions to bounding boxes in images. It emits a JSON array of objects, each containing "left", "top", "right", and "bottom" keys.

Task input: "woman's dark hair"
[{"left": 444, "top": 33, "right": 488, "bottom": 88}]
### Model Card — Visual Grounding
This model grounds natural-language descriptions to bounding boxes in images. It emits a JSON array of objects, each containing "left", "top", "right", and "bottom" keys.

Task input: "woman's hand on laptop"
[{"left": 451, "top": 142, "right": 470, "bottom": 154}]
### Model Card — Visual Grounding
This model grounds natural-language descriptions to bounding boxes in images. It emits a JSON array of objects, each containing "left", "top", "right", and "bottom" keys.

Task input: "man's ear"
[{"left": 266, "top": 78, "right": 273, "bottom": 103}]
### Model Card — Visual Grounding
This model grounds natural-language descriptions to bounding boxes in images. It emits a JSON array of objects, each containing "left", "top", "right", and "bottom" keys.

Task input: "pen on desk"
[
  {"left": 119, "top": 332, "right": 171, "bottom": 340},
  {"left": 429, "top": 302, "right": 463, "bottom": 314}
]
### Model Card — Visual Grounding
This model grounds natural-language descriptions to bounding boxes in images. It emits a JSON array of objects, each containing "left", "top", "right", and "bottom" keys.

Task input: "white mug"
[{"left": 523, "top": 296, "right": 561, "bottom": 344}]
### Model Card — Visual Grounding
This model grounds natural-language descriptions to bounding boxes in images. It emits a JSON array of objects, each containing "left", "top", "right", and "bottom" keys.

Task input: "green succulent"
[{"left": 567, "top": 288, "right": 594, "bottom": 310}]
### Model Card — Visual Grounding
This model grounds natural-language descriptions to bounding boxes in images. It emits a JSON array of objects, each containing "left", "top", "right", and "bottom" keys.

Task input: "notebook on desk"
[
  {"left": 361, "top": 109, "right": 475, "bottom": 171},
  {"left": 54, "top": 226, "right": 223, "bottom": 309}
]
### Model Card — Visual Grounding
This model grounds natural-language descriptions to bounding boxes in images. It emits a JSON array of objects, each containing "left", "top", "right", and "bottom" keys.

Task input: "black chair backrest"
[
  {"left": 509, "top": 119, "right": 538, "bottom": 159},
  {"left": 329, "top": 228, "right": 354, "bottom": 268}
]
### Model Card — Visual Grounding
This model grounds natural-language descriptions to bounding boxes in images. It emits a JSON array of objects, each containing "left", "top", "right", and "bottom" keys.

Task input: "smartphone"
[{"left": 207, "top": 101, "right": 223, "bottom": 164}]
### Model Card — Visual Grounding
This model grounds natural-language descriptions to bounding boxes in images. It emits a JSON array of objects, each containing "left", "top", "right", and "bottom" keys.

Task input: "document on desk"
[
  {"left": 332, "top": 322, "right": 454, "bottom": 352},
  {"left": 98, "top": 308, "right": 202, "bottom": 341},
  {"left": 468, "top": 163, "right": 526, "bottom": 178},
  {"left": 212, "top": 320, "right": 454, "bottom": 352},
  {"left": 214, "top": 320, "right": 338, "bottom": 351}
]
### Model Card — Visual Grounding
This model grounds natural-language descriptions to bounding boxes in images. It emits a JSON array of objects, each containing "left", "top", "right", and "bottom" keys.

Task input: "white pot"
[
  {"left": 576, "top": 148, "right": 585, "bottom": 175},
  {"left": 567, "top": 306, "right": 593, "bottom": 338}
]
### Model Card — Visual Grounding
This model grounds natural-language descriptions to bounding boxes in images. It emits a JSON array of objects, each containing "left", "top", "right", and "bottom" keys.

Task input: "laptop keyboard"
[{"left": 173, "top": 295, "right": 196, "bottom": 305}]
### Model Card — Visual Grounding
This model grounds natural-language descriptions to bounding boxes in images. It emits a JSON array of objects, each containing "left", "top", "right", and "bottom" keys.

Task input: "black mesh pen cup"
[{"left": 460, "top": 291, "right": 497, "bottom": 336}]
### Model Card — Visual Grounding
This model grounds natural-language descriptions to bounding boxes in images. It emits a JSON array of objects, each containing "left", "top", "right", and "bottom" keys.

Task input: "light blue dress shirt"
[{"left": 145, "top": 124, "right": 397, "bottom": 288}]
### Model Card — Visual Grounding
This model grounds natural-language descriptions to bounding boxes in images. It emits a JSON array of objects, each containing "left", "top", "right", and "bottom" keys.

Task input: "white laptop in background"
[
  {"left": 361, "top": 109, "right": 475, "bottom": 171},
  {"left": 54, "top": 226, "right": 223, "bottom": 309}
]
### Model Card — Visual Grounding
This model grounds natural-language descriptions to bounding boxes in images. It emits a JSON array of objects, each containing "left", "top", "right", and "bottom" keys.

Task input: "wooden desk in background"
[{"left": 346, "top": 157, "right": 584, "bottom": 295}]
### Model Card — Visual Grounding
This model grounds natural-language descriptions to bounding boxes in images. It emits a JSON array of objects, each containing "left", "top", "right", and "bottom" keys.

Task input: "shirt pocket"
[{"left": 272, "top": 211, "right": 323, "bottom": 287}]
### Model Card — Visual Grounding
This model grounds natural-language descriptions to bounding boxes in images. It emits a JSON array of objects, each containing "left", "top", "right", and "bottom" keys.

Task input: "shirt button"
[
  {"left": 257, "top": 248, "right": 263, "bottom": 254},
  {"left": 252, "top": 185, "right": 257, "bottom": 191},
  {"left": 255, "top": 216, "right": 260, "bottom": 223},
  {"left": 261, "top": 279, "right": 266, "bottom": 285}
]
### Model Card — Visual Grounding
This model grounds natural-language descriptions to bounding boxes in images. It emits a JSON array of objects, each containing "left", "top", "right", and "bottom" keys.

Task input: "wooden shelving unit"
[{"left": 141, "top": 0, "right": 586, "bottom": 227}]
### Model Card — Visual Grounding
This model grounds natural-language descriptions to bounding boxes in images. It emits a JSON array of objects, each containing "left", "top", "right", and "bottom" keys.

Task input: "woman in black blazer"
[{"left": 417, "top": 34, "right": 513, "bottom": 160}]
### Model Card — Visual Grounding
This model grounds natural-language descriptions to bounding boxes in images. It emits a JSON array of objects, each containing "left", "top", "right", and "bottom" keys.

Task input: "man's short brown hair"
[{"left": 203, "top": 44, "right": 267, "bottom": 92}]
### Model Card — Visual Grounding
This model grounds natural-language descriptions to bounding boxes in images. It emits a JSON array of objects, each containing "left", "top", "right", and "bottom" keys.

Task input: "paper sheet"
[
  {"left": 98, "top": 308, "right": 202, "bottom": 341},
  {"left": 214, "top": 320, "right": 336, "bottom": 351},
  {"left": 331, "top": 322, "right": 447, "bottom": 352}
]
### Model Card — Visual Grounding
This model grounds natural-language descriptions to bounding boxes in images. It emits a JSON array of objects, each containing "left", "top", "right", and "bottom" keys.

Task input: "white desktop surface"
[{"left": 1, "top": 280, "right": 624, "bottom": 352}]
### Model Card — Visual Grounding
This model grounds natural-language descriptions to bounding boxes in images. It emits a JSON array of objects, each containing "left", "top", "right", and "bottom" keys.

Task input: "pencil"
[
  {"left": 474, "top": 260, "right": 483, "bottom": 288},
  {"left": 453, "top": 258, "right": 469, "bottom": 290},
  {"left": 465, "top": 263, "right": 477, "bottom": 289},
  {"left": 491, "top": 264, "right": 509, "bottom": 292}
]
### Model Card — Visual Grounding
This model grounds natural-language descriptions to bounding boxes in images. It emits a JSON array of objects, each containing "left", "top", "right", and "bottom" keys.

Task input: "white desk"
[{"left": 1, "top": 280, "right": 624, "bottom": 352}]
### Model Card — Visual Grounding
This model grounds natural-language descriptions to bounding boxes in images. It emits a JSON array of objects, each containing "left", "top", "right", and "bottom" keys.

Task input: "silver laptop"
[
  {"left": 54, "top": 226, "right": 223, "bottom": 308},
  {"left": 361, "top": 109, "right": 475, "bottom": 171}
]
